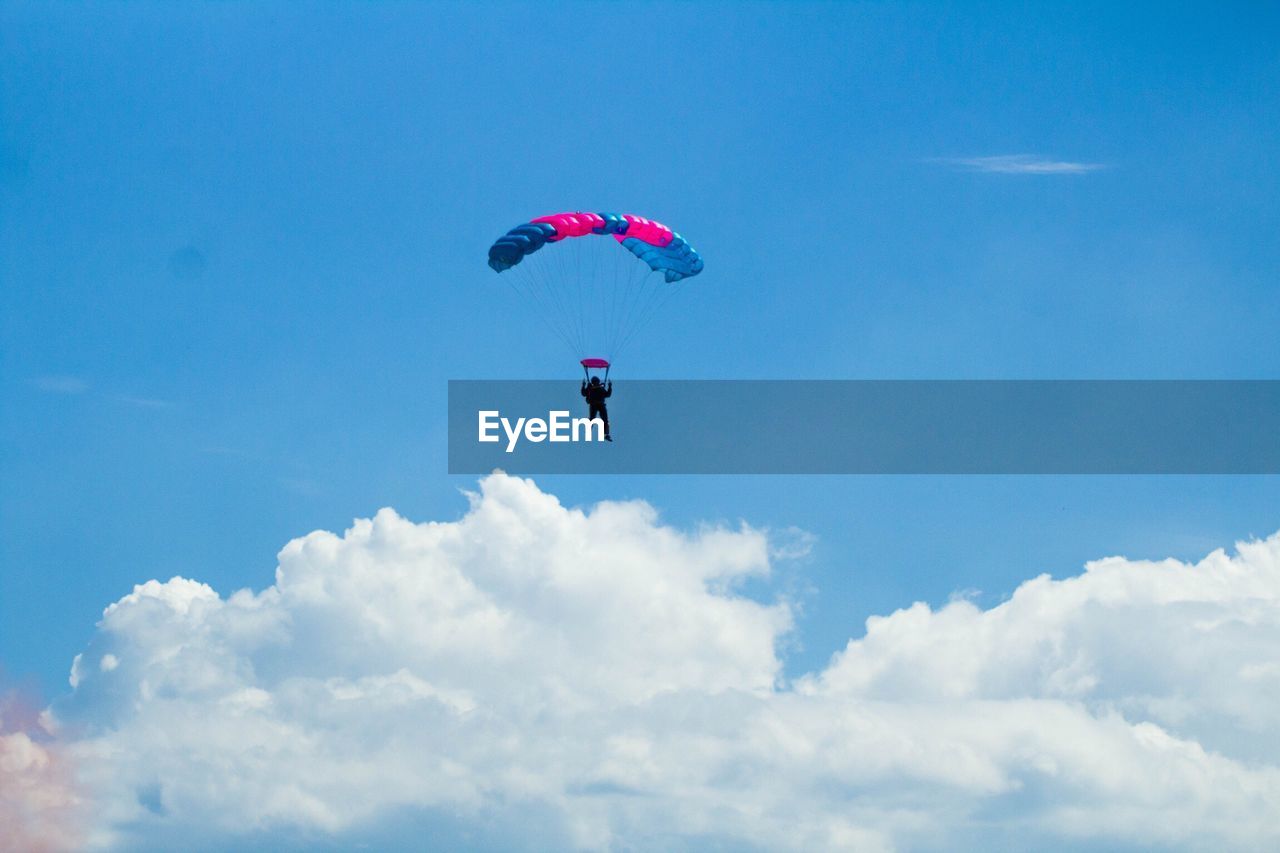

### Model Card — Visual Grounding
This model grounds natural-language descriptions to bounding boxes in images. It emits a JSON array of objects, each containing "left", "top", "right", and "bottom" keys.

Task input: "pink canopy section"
[
  {"left": 580, "top": 358, "right": 611, "bottom": 369},
  {"left": 531, "top": 212, "right": 675, "bottom": 248},
  {"left": 612, "top": 214, "right": 675, "bottom": 248}
]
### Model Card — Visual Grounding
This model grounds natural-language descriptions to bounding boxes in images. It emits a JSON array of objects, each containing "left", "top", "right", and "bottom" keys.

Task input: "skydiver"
[{"left": 580, "top": 375, "right": 613, "bottom": 441}]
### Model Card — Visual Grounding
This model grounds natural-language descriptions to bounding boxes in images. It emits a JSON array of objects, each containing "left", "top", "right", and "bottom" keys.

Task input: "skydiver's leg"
[{"left": 589, "top": 403, "right": 610, "bottom": 439}]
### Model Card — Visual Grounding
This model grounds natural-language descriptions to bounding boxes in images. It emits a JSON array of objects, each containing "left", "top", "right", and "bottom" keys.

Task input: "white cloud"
[
  {"left": 1, "top": 697, "right": 84, "bottom": 851},
  {"left": 933, "top": 154, "right": 1107, "bottom": 174},
  {"left": 44, "top": 473, "right": 1280, "bottom": 851}
]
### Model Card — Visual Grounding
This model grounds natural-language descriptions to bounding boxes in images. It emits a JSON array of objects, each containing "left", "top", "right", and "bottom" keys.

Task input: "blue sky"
[
  {"left": 3, "top": 0, "right": 1279, "bottom": 693},
  {"left": 2, "top": 4, "right": 1280, "bottom": 848}
]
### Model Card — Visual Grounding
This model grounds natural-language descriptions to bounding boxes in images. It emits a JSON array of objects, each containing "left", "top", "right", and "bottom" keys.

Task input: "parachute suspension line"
[
  {"left": 563, "top": 235, "right": 580, "bottom": 351},
  {"left": 603, "top": 252, "right": 641, "bottom": 359},
  {"left": 567, "top": 241, "right": 587, "bottom": 354},
  {"left": 583, "top": 235, "right": 609, "bottom": 356},
  {"left": 507, "top": 263, "right": 577, "bottom": 356},
  {"left": 630, "top": 272, "right": 666, "bottom": 352},
  {"left": 615, "top": 244, "right": 640, "bottom": 356},
  {"left": 631, "top": 275, "right": 683, "bottom": 343},
  {"left": 531, "top": 246, "right": 583, "bottom": 355},
  {"left": 588, "top": 234, "right": 603, "bottom": 358},
  {"left": 517, "top": 257, "right": 573, "bottom": 353},
  {"left": 542, "top": 244, "right": 583, "bottom": 353},
  {"left": 539, "top": 243, "right": 567, "bottom": 348},
  {"left": 579, "top": 233, "right": 592, "bottom": 355},
  {"left": 606, "top": 240, "right": 623, "bottom": 354},
  {"left": 562, "top": 248, "right": 587, "bottom": 354},
  {"left": 586, "top": 233, "right": 601, "bottom": 350},
  {"left": 622, "top": 262, "right": 660, "bottom": 356},
  {"left": 605, "top": 239, "right": 625, "bottom": 358},
  {"left": 614, "top": 278, "right": 687, "bottom": 359},
  {"left": 607, "top": 260, "right": 637, "bottom": 357},
  {"left": 524, "top": 263, "right": 580, "bottom": 356},
  {"left": 609, "top": 260, "right": 661, "bottom": 359}
]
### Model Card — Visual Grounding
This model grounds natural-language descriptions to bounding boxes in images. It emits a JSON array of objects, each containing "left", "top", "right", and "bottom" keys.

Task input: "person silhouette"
[{"left": 580, "top": 375, "right": 612, "bottom": 441}]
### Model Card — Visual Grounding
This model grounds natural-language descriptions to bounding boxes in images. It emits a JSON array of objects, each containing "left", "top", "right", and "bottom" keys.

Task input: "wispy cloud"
[
  {"left": 932, "top": 154, "right": 1107, "bottom": 174},
  {"left": 109, "top": 394, "right": 174, "bottom": 410},
  {"left": 768, "top": 525, "right": 817, "bottom": 561},
  {"left": 29, "top": 375, "right": 90, "bottom": 395},
  {"left": 28, "top": 376, "right": 175, "bottom": 409}
]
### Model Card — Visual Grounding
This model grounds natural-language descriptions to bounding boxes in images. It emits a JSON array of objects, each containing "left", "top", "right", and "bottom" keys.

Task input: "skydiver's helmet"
[{"left": 590, "top": 377, "right": 601, "bottom": 386}]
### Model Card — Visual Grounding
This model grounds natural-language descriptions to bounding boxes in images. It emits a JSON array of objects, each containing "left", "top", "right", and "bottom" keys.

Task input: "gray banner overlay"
[{"left": 448, "top": 380, "right": 1280, "bottom": 474}]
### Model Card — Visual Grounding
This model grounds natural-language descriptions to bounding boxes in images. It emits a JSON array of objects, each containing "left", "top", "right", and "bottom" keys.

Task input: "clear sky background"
[{"left": 2, "top": 7, "right": 1280, "bottom": 847}]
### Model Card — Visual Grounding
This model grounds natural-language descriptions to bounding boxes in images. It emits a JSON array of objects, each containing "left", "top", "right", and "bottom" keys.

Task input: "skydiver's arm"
[{"left": 603, "top": 384, "right": 612, "bottom": 398}]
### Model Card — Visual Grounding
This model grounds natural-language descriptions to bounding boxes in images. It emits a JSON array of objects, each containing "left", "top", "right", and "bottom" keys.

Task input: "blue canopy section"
[
  {"left": 487, "top": 222, "right": 556, "bottom": 272},
  {"left": 618, "top": 233, "right": 704, "bottom": 283},
  {"left": 591, "top": 212, "right": 629, "bottom": 235}
]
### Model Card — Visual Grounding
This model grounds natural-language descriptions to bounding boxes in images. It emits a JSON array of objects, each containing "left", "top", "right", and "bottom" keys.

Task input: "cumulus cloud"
[
  {"left": 1, "top": 692, "right": 84, "bottom": 851},
  {"left": 933, "top": 154, "right": 1106, "bottom": 174},
  {"left": 47, "top": 473, "right": 1280, "bottom": 851}
]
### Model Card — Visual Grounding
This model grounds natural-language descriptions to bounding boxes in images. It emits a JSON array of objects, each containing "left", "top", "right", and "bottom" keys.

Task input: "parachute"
[{"left": 487, "top": 212, "right": 703, "bottom": 364}]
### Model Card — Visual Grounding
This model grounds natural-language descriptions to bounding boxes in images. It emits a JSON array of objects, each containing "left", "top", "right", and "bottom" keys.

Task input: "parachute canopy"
[
  {"left": 488, "top": 212, "right": 704, "bottom": 283},
  {"left": 488, "top": 211, "right": 703, "bottom": 362},
  {"left": 580, "top": 358, "right": 611, "bottom": 369}
]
